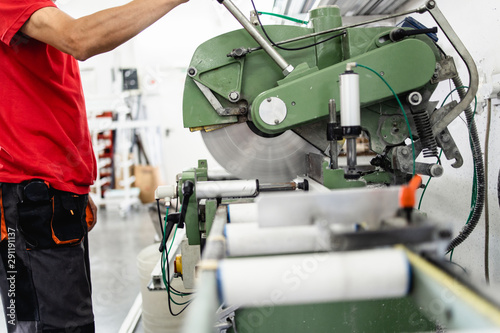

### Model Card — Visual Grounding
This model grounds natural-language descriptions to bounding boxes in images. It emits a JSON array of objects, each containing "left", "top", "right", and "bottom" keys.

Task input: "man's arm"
[{"left": 21, "top": 0, "right": 188, "bottom": 61}]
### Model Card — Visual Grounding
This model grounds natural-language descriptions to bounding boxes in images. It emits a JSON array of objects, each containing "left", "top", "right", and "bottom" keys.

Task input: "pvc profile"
[
  {"left": 225, "top": 223, "right": 326, "bottom": 256},
  {"left": 217, "top": 248, "right": 411, "bottom": 307},
  {"left": 196, "top": 180, "right": 258, "bottom": 199}
]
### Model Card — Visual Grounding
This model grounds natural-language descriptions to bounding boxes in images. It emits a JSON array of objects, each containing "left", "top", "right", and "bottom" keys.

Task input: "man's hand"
[
  {"left": 86, "top": 195, "right": 98, "bottom": 232},
  {"left": 20, "top": 0, "right": 190, "bottom": 61}
]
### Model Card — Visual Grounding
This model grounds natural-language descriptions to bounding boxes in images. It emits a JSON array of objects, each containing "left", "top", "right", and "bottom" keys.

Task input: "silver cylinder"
[
  {"left": 415, "top": 163, "right": 444, "bottom": 178},
  {"left": 339, "top": 72, "right": 361, "bottom": 129},
  {"left": 346, "top": 138, "right": 357, "bottom": 170},
  {"left": 196, "top": 180, "right": 258, "bottom": 199}
]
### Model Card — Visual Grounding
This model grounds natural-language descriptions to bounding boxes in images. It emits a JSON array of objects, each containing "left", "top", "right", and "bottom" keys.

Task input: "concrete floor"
[{"left": 90, "top": 204, "right": 157, "bottom": 333}]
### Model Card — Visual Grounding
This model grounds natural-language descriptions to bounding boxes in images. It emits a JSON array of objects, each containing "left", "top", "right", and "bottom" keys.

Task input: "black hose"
[
  {"left": 498, "top": 167, "right": 500, "bottom": 209},
  {"left": 446, "top": 77, "right": 485, "bottom": 252}
]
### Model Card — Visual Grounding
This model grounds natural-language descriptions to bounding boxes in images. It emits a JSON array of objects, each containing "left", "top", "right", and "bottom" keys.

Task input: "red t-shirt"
[{"left": 0, "top": 0, "right": 96, "bottom": 194}]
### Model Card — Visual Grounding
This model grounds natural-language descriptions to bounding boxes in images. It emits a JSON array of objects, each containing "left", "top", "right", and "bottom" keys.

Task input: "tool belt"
[{"left": 17, "top": 180, "right": 87, "bottom": 249}]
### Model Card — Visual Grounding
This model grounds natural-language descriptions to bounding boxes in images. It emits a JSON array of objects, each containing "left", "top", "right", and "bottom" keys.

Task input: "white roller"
[
  {"left": 218, "top": 248, "right": 410, "bottom": 307},
  {"left": 257, "top": 186, "right": 400, "bottom": 228},
  {"left": 225, "top": 223, "right": 327, "bottom": 256},
  {"left": 227, "top": 203, "right": 258, "bottom": 223},
  {"left": 196, "top": 180, "right": 258, "bottom": 199},
  {"left": 339, "top": 71, "right": 360, "bottom": 128}
]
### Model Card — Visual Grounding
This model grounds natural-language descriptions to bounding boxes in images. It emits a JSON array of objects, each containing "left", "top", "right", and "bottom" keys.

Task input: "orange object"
[
  {"left": 0, "top": 189, "right": 7, "bottom": 242},
  {"left": 85, "top": 200, "right": 95, "bottom": 231},
  {"left": 400, "top": 175, "right": 422, "bottom": 209},
  {"left": 174, "top": 255, "right": 183, "bottom": 275}
]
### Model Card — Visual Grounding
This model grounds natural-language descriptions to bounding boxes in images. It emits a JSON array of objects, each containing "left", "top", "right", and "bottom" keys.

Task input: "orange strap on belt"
[{"left": 400, "top": 174, "right": 422, "bottom": 209}]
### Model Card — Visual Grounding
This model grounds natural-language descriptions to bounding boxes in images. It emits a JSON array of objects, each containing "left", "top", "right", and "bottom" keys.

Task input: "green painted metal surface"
[
  {"left": 183, "top": 26, "right": 318, "bottom": 129},
  {"left": 251, "top": 38, "right": 437, "bottom": 134},
  {"left": 323, "top": 164, "right": 365, "bottom": 189},
  {"left": 180, "top": 160, "right": 208, "bottom": 246},
  {"left": 231, "top": 297, "right": 435, "bottom": 333},
  {"left": 363, "top": 171, "right": 393, "bottom": 185},
  {"left": 309, "top": 6, "right": 343, "bottom": 69}
]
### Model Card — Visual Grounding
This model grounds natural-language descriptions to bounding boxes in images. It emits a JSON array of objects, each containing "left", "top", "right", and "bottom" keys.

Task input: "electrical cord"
[
  {"left": 446, "top": 79, "right": 484, "bottom": 254},
  {"left": 355, "top": 63, "right": 416, "bottom": 176},
  {"left": 416, "top": 85, "right": 479, "bottom": 259},
  {"left": 484, "top": 98, "right": 491, "bottom": 284},
  {"left": 250, "top": 0, "right": 345, "bottom": 51},
  {"left": 156, "top": 205, "right": 194, "bottom": 316},
  {"left": 156, "top": 199, "right": 165, "bottom": 246},
  {"left": 257, "top": 11, "right": 308, "bottom": 25}
]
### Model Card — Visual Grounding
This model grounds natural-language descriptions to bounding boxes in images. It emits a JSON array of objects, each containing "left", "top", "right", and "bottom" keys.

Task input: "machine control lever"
[
  {"left": 217, "top": 0, "right": 294, "bottom": 76},
  {"left": 159, "top": 180, "right": 194, "bottom": 253},
  {"left": 389, "top": 27, "right": 438, "bottom": 42}
]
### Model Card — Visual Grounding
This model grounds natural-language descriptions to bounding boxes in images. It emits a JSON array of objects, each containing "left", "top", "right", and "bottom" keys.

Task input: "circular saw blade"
[{"left": 201, "top": 122, "right": 320, "bottom": 182}]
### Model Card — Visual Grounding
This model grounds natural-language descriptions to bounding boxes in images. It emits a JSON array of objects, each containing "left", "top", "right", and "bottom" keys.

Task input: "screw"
[
  {"left": 188, "top": 67, "right": 196, "bottom": 77},
  {"left": 402, "top": 164, "right": 409, "bottom": 171},
  {"left": 380, "top": 71, "right": 385, "bottom": 76},
  {"left": 291, "top": 101, "right": 296, "bottom": 106},
  {"left": 229, "top": 91, "right": 239, "bottom": 102},
  {"left": 401, "top": 148, "right": 409, "bottom": 156},
  {"left": 267, "top": 98, "right": 272, "bottom": 103}
]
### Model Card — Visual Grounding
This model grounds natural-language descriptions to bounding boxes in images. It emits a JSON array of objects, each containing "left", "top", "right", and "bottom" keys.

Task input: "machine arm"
[{"left": 426, "top": 0, "right": 479, "bottom": 135}]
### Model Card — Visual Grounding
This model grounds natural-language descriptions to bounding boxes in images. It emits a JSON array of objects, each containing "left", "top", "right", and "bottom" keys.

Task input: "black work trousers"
[{"left": 0, "top": 182, "right": 94, "bottom": 333}]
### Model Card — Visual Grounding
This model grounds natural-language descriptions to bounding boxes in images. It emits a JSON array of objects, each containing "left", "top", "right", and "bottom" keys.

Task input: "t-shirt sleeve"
[{"left": 0, "top": 0, "right": 57, "bottom": 46}]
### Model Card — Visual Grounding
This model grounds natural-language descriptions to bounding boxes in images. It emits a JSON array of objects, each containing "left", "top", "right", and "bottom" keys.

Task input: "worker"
[{"left": 0, "top": 0, "right": 189, "bottom": 331}]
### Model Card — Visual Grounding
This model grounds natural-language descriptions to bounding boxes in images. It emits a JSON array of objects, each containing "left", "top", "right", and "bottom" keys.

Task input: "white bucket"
[{"left": 137, "top": 243, "right": 189, "bottom": 333}]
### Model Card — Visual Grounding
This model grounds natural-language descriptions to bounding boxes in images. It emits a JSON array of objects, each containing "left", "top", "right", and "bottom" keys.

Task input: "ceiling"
[{"left": 273, "top": 0, "right": 413, "bottom": 17}]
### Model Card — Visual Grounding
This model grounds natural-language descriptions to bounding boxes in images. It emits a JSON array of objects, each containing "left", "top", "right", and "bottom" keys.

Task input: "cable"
[
  {"left": 156, "top": 206, "right": 194, "bottom": 316},
  {"left": 484, "top": 98, "right": 491, "bottom": 284},
  {"left": 156, "top": 199, "right": 165, "bottom": 245},
  {"left": 257, "top": 11, "right": 308, "bottom": 25},
  {"left": 355, "top": 63, "right": 416, "bottom": 176},
  {"left": 159, "top": 211, "right": 193, "bottom": 295},
  {"left": 446, "top": 79, "right": 484, "bottom": 254},
  {"left": 250, "top": 0, "right": 345, "bottom": 52}
]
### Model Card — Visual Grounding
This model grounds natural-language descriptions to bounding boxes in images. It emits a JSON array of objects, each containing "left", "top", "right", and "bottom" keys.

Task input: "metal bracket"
[
  {"left": 194, "top": 80, "right": 247, "bottom": 116},
  {"left": 436, "top": 128, "right": 463, "bottom": 168},
  {"left": 431, "top": 56, "right": 458, "bottom": 84},
  {"left": 428, "top": 100, "right": 463, "bottom": 168},
  {"left": 392, "top": 146, "right": 415, "bottom": 174},
  {"left": 215, "top": 304, "right": 240, "bottom": 333}
]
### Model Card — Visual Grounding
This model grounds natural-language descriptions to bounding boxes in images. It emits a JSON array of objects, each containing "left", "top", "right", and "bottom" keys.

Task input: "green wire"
[
  {"left": 160, "top": 207, "right": 194, "bottom": 300},
  {"left": 356, "top": 63, "right": 416, "bottom": 175},
  {"left": 257, "top": 11, "right": 308, "bottom": 25}
]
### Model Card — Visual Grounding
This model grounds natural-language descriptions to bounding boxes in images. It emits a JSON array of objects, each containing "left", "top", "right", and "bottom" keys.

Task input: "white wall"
[{"left": 60, "top": 0, "right": 500, "bottom": 286}]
